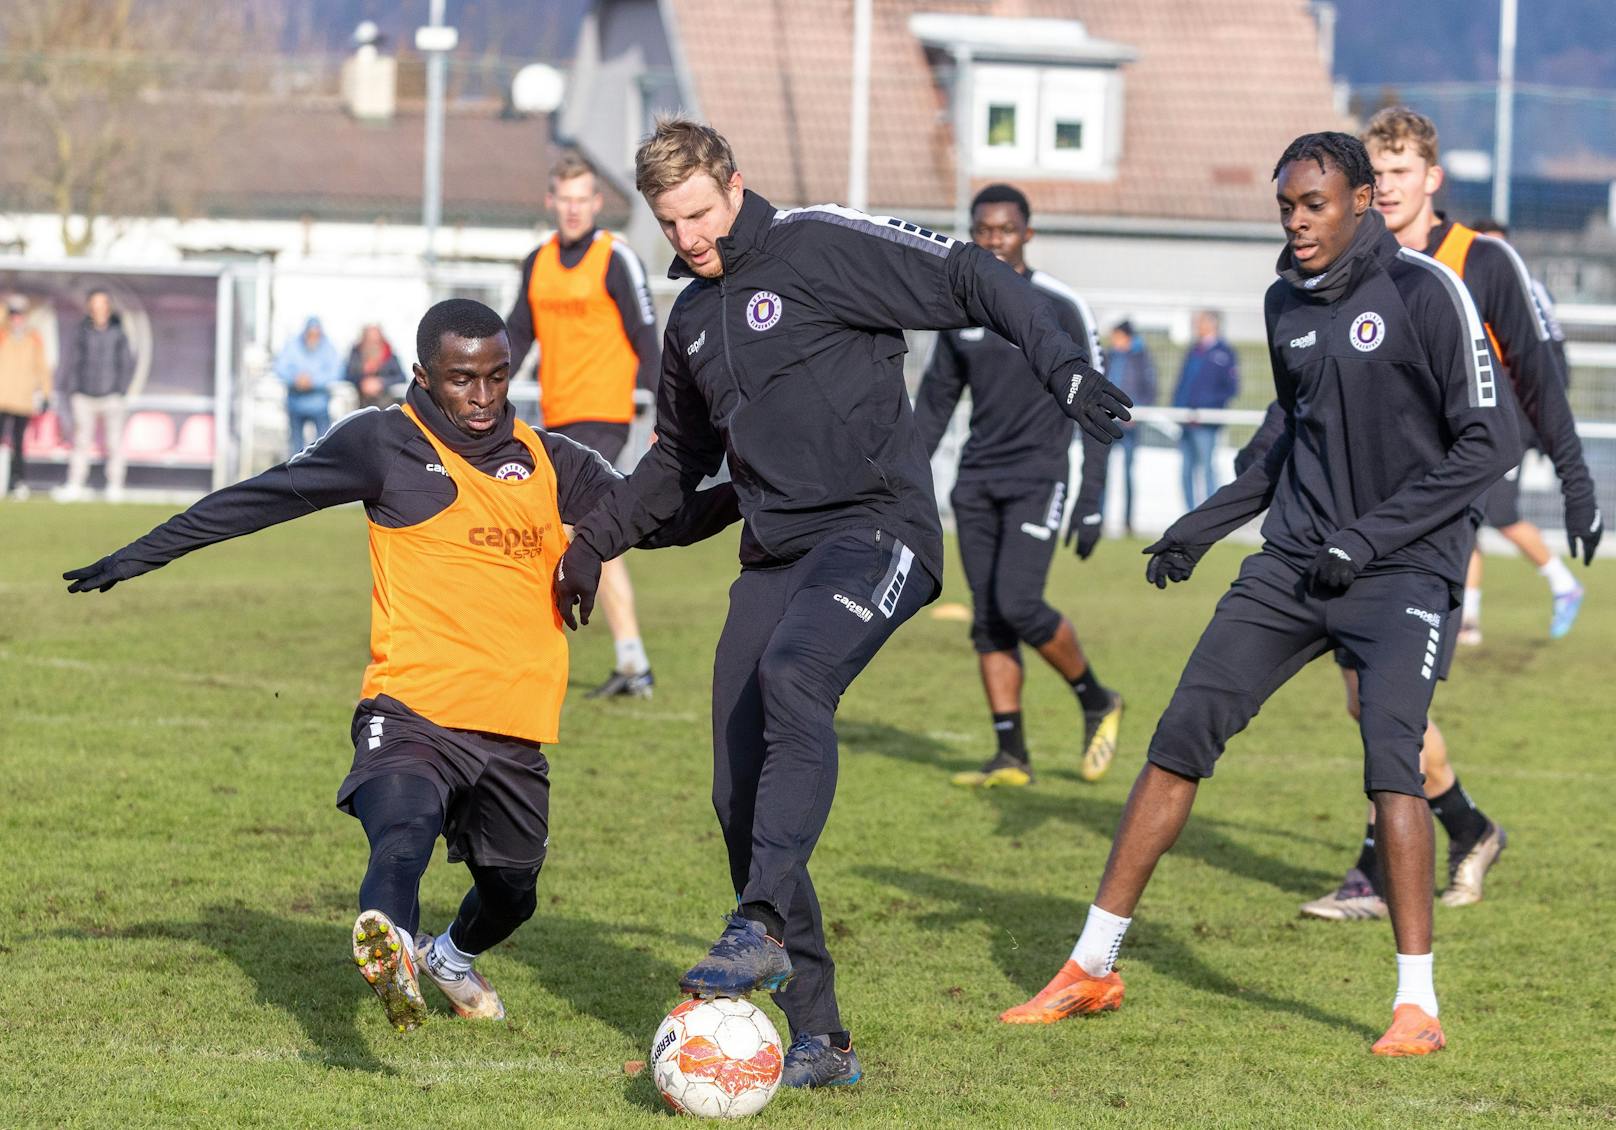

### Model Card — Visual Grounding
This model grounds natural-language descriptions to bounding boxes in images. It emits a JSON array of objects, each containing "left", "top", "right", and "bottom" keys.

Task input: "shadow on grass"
[
  {"left": 55, "top": 903, "right": 394, "bottom": 1075},
  {"left": 979, "top": 787, "right": 1339, "bottom": 897},
  {"left": 838, "top": 718, "right": 977, "bottom": 773},
  {"left": 860, "top": 866, "right": 1377, "bottom": 1041},
  {"left": 500, "top": 913, "right": 709, "bottom": 1112}
]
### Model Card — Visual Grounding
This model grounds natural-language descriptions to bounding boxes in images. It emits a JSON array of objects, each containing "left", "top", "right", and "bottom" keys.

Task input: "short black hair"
[
  {"left": 1470, "top": 217, "right": 1509, "bottom": 238},
  {"left": 971, "top": 183, "right": 1030, "bottom": 224},
  {"left": 416, "top": 298, "right": 507, "bottom": 370},
  {"left": 1271, "top": 132, "right": 1375, "bottom": 200}
]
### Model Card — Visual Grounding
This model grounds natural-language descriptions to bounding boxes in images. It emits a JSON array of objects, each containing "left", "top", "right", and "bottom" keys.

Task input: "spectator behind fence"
[
  {"left": 275, "top": 316, "right": 343, "bottom": 456},
  {"left": 0, "top": 295, "right": 52, "bottom": 500},
  {"left": 346, "top": 323, "right": 405, "bottom": 410},
  {"left": 1107, "top": 320, "right": 1158, "bottom": 535},
  {"left": 58, "top": 289, "right": 137, "bottom": 501},
  {"left": 1171, "top": 309, "right": 1239, "bottom": 510}
]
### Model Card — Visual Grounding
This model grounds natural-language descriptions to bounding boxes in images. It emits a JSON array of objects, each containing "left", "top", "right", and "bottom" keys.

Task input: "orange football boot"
[
  {"left": 1371, "top": 1004, "right": 1446, "bottom": 1056},
  {"left": 999, "top": 960, "right": 1124, "bottom": 1024}
]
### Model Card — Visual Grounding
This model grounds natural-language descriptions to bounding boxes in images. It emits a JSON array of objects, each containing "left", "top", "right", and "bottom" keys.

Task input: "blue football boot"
[
  {"left": 781, "top": 1033, "right": 863, "bottom": 1088},
  {"left": 678, "top": 913, "right": 793, "bottom": 997}
]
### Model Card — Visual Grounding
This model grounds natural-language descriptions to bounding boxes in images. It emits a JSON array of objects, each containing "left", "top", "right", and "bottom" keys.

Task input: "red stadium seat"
[
  {"left": 172, "top": 414, "right": 216, "bottom": 463},
  {"left": 122, "top": 412, "right": 178, "bottom": 460}
]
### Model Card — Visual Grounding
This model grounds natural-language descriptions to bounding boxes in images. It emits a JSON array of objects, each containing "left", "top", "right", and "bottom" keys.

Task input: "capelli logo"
[
  {"left": 834, "top": 593, "right": 873, "bottom": 622},
  {"left": 686, "top": 329, "right": 706, "bottom": 357},
  {"left": 469, "top": 526, "right": 545, "bottom": 559}
]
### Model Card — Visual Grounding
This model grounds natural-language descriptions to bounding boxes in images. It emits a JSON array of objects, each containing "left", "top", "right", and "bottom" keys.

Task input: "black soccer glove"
[
  {"left": 63, "top": 552, "right": 138, "bottom": 594},
  {"left": 1064, "top": 510, "right": 1104, "bottom": 560},
  {"left": 1304, "top": 542, "right": 1362, "bottom": 595},
  {"left": 1566, "top": 500, "right": 1602, "bottom": 566},
  {"left": 1142, "top": 538, "right": 1203, "bottom": 588},
  {"left": 1048, "top": 359, "right": 1133, "bottom": 445},
  {"left": 554, "top": 538, "right": 603, "bottom": 630}
]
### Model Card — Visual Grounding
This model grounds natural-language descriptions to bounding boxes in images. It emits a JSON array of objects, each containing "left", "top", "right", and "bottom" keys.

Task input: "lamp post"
[
  {"left": 416, "top": 0, "right": 458, "bottom": 270},
  {"left": 1491, "top": 0, "right": 1517, "bottom": 224}
]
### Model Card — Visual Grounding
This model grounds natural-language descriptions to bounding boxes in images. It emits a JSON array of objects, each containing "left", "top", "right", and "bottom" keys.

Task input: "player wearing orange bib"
[
  {"left": 507, "top": 153, "right": 663, "bottom": 700},
  {"left": 65, "top": 300, "right": 736, "bottom": 1032}
]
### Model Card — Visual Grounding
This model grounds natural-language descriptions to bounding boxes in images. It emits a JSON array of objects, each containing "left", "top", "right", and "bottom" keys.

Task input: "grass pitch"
[{"left": 2, "top": 501, "right": 1612, "bottom": 1128}]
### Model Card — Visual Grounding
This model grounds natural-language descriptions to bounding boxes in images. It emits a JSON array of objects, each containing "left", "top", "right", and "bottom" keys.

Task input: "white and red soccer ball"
[{"left": 651, "top": 997, "right": 784, "bottom": 1119}]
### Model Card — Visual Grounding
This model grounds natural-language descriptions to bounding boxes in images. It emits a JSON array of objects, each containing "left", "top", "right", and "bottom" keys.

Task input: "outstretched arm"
[{"left": 64, "top": 409, "right": 397, "bottom": 593}]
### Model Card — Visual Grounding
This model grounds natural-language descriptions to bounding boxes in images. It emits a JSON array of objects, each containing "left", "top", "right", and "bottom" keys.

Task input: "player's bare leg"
[
  {"left": 587, "top": 556, "right": 655, "bottom": 698},
  {"left": 952, "top": 651, "right": 1034, "bottom": 786},
  {"left": 1499, "top": 520, "right": 1586, "bottom": 639},
  {"left": 1370, "top": 791, "right": 1445, "bottom": 1055},
  {"left": 1001, "top": 764, "right": 1194, "bottom": 1023},
  {"left": 1036, "top": 619, "right": 1124, "bottom": 781}
]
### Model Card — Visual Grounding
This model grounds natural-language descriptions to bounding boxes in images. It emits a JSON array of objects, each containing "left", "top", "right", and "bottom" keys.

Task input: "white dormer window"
[{"left": 913, "top": 13, "right": 1135, "bottom": 182}]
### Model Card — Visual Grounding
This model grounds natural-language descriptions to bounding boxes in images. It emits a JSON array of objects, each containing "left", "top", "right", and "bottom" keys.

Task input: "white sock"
[
  {"left": 1393, "top": 952, "right": 1438, "bottom": 1016},
  {"left": 1461, "top": 587, "right": 1481, "bottom": 623},
  {"left": 615, "top": 636, "right": 650, "bottom": 676},
  {"left": 1070, "top": 904, "right": 1131, "bottom": 977},
  {"left": 1539, "top": 556, "right": 1579, "bottom": 598},
  {"left": 429, "top": 929, "right": 475, "bottom": 976}
]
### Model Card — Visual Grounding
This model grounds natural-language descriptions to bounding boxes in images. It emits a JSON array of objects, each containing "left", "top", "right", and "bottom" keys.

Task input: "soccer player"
[
  {"left": 1284, "top": 108, "right": 1603, "bottom": 921},
  {"left": 1458, "top": 215, "right": 1583, "bottom": 642},
  {"left": 914, "top": 183, "right": 1123, "bottom": 788},
  {"left": 507, "top": 152, "right": 663, "bottom": 700},
  {"left": 64, "top": 299, "right": 736, "bottom": 1033},
  {"left": 1000, "top": 132, "right": 1520, "bottom": 1056},
  {"left": 553, "top": 116, "right": 1131, "bottom": 1087}
]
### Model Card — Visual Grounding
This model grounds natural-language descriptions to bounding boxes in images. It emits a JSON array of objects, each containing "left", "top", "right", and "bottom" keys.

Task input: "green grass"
[{"left": 3, "top": 502, "right": 1613, "bottom": 1128}]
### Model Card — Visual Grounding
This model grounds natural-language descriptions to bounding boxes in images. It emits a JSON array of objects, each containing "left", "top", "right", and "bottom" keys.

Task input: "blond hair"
[
  {"left": 634, "top": 114, "right": 737, "bottom": 198},
  {"left": 1362, "top": 106, "right": 1440, "bottom": 165},
  {"left": 548, "top": 151, "right": 598, "bottom": 189}
]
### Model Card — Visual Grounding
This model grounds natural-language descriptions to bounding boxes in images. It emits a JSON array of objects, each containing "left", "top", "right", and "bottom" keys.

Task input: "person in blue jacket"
[
  {"left": 1171, "top": 310, "right": 1239, "bottom": 509},
  {"left": 275, "top": 317, "right": 344, "bottom": 456}
]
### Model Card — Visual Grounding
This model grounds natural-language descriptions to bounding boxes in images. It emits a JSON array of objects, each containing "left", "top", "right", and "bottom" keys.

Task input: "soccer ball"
[{"left": 651, "top": 996, "right": 784, "bottom": 1119}]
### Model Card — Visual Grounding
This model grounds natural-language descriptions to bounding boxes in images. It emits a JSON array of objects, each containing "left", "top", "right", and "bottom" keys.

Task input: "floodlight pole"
[
  {"left": 420, "top": 0, "right": 451, "bottom": 270},
  {"left": 848, "top": 0, "right": 872, "bottom": 211},
  {"left": 1491, "top": 0, "right": 1516, "bottom": 224},
  {"left": 952, "top": 46, "right": 974, "bottom": 240}
]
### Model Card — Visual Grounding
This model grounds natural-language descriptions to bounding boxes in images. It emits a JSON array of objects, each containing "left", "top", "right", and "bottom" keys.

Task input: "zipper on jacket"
[{"left": 718, "top": 276, "right": 743, "bottom": 403}]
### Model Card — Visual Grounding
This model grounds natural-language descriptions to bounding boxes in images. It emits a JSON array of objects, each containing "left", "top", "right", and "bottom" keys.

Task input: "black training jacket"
[
  {"left": 1163, "top": 210, "right": 1519, "bottom": 591},
  {"left": 88, "top": 382, "right": 737, "bottom": 586},
  {"left": 570, "top": 190, "right": 1095, "bottom": 584},
  {"left": 914, "top": 268, "right": 1107, "bottom": 512}
]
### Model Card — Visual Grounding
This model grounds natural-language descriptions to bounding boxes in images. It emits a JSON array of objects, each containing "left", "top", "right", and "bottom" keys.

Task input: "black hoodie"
[
  {"left": 1162, "top": 209, "right": 1519, "bottom": 593},
  {"left": 570, "top": 190, "right": 1101, "bottom": 584}
]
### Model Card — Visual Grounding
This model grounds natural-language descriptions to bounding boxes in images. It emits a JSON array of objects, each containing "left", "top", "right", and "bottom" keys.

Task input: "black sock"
[
  {"left": 1070, "top": 665, "right": 1111, "bottom": 713},
  {"left": 827, "top": 1029, "right": 851, "bottom": 1050},
  {"left": 1353, "top": 823, "right": 1381, "bottom": 888},
  {"left": 992, "top": 712, "right": 1027, "bottom": 762},
  {"left": 1428, "top": 778, "right": 1489, "bottom": 848},
  {"left": 739, "top": 901, "right": 785, "bottom": 942}
]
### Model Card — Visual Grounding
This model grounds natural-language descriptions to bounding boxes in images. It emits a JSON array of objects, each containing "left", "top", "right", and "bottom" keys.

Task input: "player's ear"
[
  {"left": 1425, "top": 162, "right": 1444, "bottom": 197},
  {"left": 1352, "top": 182, "right": 1373, "bottom": 217},
  {"left": 412, "top": 362, "right": 429, "bottom": 390},
  {"left": 1023, "top": 224, "right": 1035, "bottom": 246}
]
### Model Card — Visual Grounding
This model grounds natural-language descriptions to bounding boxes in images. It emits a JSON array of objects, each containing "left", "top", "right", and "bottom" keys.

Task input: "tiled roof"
[
  {"left": 0, "top": 97, "right": 629, "bottom": 230},
  {"left": 667, "top": 0, "right": 1348, "bottom": 223}
]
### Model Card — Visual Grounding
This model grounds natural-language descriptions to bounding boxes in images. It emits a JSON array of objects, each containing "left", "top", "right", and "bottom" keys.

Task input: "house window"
[{"left": 972, "top": 62, "right": 1119, "bottom": 178}]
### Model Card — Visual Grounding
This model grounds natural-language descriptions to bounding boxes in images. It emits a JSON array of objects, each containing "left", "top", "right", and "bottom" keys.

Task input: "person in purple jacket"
[{"left": 1171, "top": 310, "right": 1240, "bottom": 509}]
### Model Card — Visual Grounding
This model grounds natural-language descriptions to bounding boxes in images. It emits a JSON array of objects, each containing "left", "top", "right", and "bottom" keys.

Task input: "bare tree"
[{"left": 0, "top": 0, "right": 283, "bottom": 255}]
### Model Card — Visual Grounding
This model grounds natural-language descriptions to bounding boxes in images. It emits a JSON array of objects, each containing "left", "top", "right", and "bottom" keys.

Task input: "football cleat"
[
  {"left": 781, "top": 1033, "right": 863, "bottom": 1088},
  {"left": 1549, "top": 586, "right": 1584, "bottom": 640},
  {"left": 1456, "top": 621, "right": 1483, "bottom": 647},
  {"left": 586, "top": 668, "right": 655, "bottom": 700},
  {"left": 679, "top": 913, "right": 794, "bottom": 998},
  {"left": 999, "top": 959, "right": 1124, "bottom": 1024},
  {"left": 1079, "top": 692, "right": 1124, "bottom": 782},
  {"left": 352, "top": 910, "right": 427, "bottom": 1032},
  {"left": 1371, "top": 1004, "right": 1445, "bottom": 1056},
  {"left": 1440, "top": 821, "right": 1507, "bottom": 907},
  {"left": 418, "top": 934, "right": 506, "bottom": 1020},
  {"left": 1299, "top": 867, "right": 1388, "bottom": 921},
  {"left": 951, "top": 751, "right": 1034, "bottom": 788}
]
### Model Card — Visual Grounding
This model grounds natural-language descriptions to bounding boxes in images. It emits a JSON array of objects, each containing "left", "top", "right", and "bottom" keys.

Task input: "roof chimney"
[{"left": 342, "top": 21, "right": 397, "bottom": 122}]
